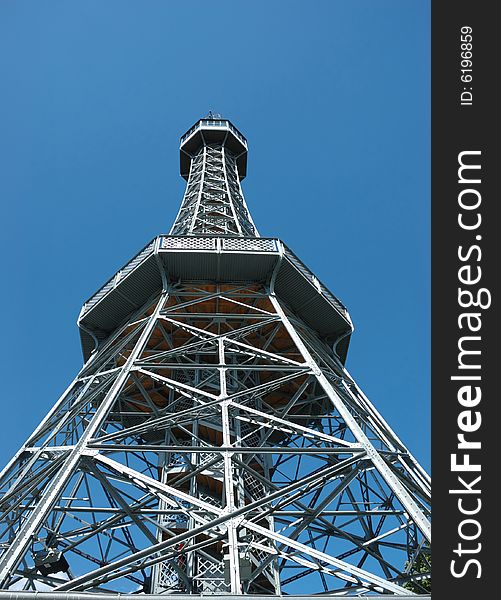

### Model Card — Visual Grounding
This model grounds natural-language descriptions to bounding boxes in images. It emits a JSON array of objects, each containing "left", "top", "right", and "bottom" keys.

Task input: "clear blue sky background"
[{"left": 0, "top": 1, "right": 430, "bottom": 471}]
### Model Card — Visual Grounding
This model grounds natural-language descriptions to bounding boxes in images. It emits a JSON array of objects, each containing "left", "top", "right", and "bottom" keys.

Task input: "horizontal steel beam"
[
  {"left": 17, "top": 505, "right": 404, "bottom": 516},
  {"left": 0, "top": 593, "right": 429, "bottom": 600},
  {"left": 86, "top": 444, "right": 365, "bottom": 454}
]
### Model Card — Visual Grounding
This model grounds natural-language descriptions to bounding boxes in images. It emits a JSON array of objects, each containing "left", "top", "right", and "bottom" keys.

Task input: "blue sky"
[{"left": 0, "top": 1, "right": 430, "bottom": 470}]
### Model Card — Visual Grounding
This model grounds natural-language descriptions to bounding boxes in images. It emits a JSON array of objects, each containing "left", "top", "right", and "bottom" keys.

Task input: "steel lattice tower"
[{"left": 0, "top": 115, "right": 431, "bottom": 597}]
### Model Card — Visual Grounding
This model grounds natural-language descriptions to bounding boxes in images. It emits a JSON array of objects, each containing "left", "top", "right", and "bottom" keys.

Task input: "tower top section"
[
  {"left": 78, "top": 114, "right": 353, "bottom": 362},
  {"left": 180, "top": 114, "right": 248, "bottom": 181},
  {"left": 171, "top": 114, "right": 257, "bottom": 236}
]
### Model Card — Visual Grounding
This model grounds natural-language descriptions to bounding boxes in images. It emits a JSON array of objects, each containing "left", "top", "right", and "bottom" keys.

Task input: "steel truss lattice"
[
  {"left": 171, "top": 119, "right": 257, "bottom": 237},
  {"left": 0, "top": 116, "right": 431, "bottom": 597}
]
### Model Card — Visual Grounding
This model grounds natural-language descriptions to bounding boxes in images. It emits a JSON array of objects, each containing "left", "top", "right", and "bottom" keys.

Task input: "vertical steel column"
[{"left": 219, "top": 339, "right": 241, "bottom": 593}]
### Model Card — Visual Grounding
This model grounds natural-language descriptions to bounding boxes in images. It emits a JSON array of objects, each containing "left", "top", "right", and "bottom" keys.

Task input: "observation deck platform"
[
  {"left": 180, "top": 117, "right": 248, "bottom": 180},
  {"left": 78, "top": 236, "right": 353, "bottom": 364}
]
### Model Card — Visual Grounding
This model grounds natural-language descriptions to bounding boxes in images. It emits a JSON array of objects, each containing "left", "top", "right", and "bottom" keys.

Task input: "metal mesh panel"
[
  {"left": 222, "top": 238, "right": 277, "bottom": 252},
  {"left": 154, "top": 557, "right": 187, "bottom": 593},
  {"left": 161, "top": 236, "right": 217, "bottom": 250},
  {"left": 243, "top": 471, "right": 267, "bottom": 502},
  {"left": 197, "top": 556, "right": 227, "bottom": 593}
]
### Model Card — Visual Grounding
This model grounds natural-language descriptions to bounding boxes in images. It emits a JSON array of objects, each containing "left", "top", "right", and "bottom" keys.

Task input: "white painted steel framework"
[{"left": 0, "top": 116, "right": 431, "bottom": 596}]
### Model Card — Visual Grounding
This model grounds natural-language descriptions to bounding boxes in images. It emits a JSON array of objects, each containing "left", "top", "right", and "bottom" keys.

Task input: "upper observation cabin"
[{"left": 180, "top": 113, "right": 248, "bottom": 181}]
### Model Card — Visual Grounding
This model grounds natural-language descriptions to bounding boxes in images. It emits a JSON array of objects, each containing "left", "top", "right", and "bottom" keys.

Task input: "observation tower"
[{"left": 0, "top": 114, "right": 431, "bottom": 596}]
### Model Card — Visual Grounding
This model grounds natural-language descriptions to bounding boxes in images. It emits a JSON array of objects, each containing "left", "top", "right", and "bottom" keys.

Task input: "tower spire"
[{"left": 170, "top": 115, "right": 258, "bottom": 236}]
